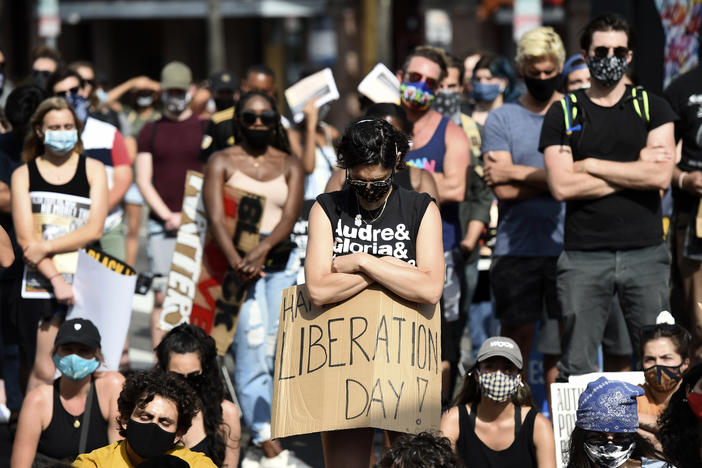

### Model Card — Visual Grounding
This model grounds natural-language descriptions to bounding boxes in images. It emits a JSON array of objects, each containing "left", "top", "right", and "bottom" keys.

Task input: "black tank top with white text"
[{"left": 316, "top": 185, "right": 432, "bottom": 266}]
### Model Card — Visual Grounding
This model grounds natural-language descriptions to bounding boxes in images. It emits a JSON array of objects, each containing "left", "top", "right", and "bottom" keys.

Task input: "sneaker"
[
  {"left": 241, "top": 447, "right": 262, "bottom": 468},
  {"left": 259, "top": 449, "right": 311, "bottom": 468}
]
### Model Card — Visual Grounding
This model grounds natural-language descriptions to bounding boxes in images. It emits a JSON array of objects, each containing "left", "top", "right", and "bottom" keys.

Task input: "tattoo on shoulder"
[{"left": 557, "top": 146, "right": 572, "bottom": 154}]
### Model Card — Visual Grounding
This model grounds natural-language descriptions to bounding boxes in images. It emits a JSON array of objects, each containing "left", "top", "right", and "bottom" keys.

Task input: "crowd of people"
[{"left": 0, "top": 10, "right": 702, "bottom": 468}]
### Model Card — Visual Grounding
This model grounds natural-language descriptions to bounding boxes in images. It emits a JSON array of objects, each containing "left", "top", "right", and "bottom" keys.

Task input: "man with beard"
[
  {"left": 135, "top": 62, "right": 203, "bottom": 347},
  {"left": 541, "top": 14, "right": 677, "bottom": 379},
  {"left": 400, "top": 45, "right": 471, "bottom": 401}
]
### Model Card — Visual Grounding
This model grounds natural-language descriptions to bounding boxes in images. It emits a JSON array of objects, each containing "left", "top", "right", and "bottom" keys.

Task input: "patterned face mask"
[
  {"left": 477, "top": 370, "right": 520, "bottom": 402},
  {"left": 584, "top": 439, "right": 635, "bottom": 468},
  {"left": 433, "top": 90, "right": 461, "bottom": 122},
  {"left": 587, "top": 55, "right": 628, "bottom": 87},
  {"left": 643, "top": 364, "right": 683, "bottom": 393},
  {"left": 53, "top": 353, "right": 99, "bottom": 381},
  {"left": 400, "top": 80, "right": 435, "bottom": 111}
]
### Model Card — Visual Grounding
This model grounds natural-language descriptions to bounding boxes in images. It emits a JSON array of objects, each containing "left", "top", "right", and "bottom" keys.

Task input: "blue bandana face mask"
[
  {"left": 65, "top": 92, "right": 89, "bottom": 123},
  {"left": 472, "top": 81, "right": 501, "bottom": 102},
  {"left": 400, "top": 80, "right": 435, "bottom": 111},
  {"left": 53, "top": 353, "right": 99, "bottom": 381},
  {"left": 44, "top": 130, "right": 78, "bottom": 156}
]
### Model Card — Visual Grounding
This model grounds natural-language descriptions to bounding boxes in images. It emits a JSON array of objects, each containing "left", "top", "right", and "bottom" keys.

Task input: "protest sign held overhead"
[
  {"left": 357, "top": 63, "right": 401, "bottom": 104},
  {"left": 285, "top": 68, "right": 339, "bottom": 124},
  {"left": 272, "top": 285, "right": 441, "bottom": 439},
  {"left": 22, "top": 191, "right": 91, "bottom": 299}
]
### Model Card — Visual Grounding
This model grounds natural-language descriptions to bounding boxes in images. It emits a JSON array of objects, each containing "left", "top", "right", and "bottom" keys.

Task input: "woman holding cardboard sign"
[
  {"left": 12, "top": 97, "right": 108, "bottom": 391},
  {"left": 203, "top": 90, "right": 303, "bottom": 466},
  {"left": 305, "top": 117, "right": 445, "bottom": 468}
]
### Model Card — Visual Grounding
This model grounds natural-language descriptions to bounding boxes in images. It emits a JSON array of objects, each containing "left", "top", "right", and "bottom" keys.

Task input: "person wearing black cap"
[
  {"left": 441, "top": 336, "right": 556, "bottom": 468},
  {"left": 210, "top": 70, "right": 239, "bottom": 113},
  {"left": 11, "top": 318, "right": 124, "bottom": 467}
]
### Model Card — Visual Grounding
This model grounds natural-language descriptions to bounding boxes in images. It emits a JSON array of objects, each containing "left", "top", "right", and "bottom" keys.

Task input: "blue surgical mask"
[
  {"left": 44, "top": 130, "right": 78, "bottom": 155},
  {"left": 53, "top": 353, "right": 99, "bottom": 381},
  {"left": 65, "top": 92, "right": 89, "bottom": 123},
  {"left": 472, "top": 81, "right": 502, "bottom": 102}
]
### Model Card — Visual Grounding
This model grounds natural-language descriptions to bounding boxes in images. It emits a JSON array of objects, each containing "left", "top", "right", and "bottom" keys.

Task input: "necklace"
[{"left": 355, "top": 193, "right": 389, "bottom": 226}]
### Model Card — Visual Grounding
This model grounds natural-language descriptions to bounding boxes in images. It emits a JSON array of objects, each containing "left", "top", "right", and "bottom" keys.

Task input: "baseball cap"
[
  {"left": 210, "top": 70, "right": 238, "bottom": 93},
  {"left": 161, "top": 61, "right": 192, "bottom": 90},
  {"left": 576, "top": 377, "right": 644, "bottom": 433},
  {"left": 562, "top": 54, "right": 588, "bottom": 79},
  {"left": 54, "top": 318, "right": 101, "bottom": 349},
  {"left": 476, "top": 336, "right": 522, "bottom": 370}
]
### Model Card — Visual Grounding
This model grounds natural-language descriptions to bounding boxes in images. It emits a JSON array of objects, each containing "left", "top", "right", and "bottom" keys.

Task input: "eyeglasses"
[
  {"left": 240, "top": 109, "right": 278, "bottom": 127},
  {"left": 346, "top": 170, "right": 394, "bottom": 189},
  {"left": 55, "top": 86, "right": 80, "bottom": 97},
  {"left": 592, "top": 46, "right": 629, "bottom": 59},
  {"left": 82, "top": 78, "right": 96, "bottom": 88},
  {"left": 406, "top": 71, "right": 439, "bottom": 91}
]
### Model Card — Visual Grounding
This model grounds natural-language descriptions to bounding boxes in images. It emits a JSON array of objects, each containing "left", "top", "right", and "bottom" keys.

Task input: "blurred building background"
[{"left": 0, "top": 0, "right": 696, "bottom": 126}]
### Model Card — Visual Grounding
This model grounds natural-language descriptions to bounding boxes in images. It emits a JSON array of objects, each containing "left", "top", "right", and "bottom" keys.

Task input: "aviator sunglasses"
[
  {"left": 406, "top": 71, "right": 439, "bottom": 91},
  {"left": 346, "top": 169, "right": 394, "bottom": 189},
  {"left": 592, "top": 46, "right": 629, "bottom": 59},
  {"left": 240, "top": 109, "right": 278, "bottom": 127}
]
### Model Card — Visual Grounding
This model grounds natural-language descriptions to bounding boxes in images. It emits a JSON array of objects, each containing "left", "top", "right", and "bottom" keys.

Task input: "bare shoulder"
[
  {"left": 445, "top": 120, "right": 469, "bottom": 141},
  {"left": 85, "top": 156, "right": 106, "bottom": 173},
  {"left": 11, "top": 164, "right": 28, "bottom": 185},
  {"left": 95, "top": 370, "right": 125, "bottom": 391},
  {"left": 22, "top": 383, "right": 53, "bottom": 415},
  {"left": 441, "top": 405, "right": 461, "bottom": 426},
  {"left": 221, "top": 400, "right": 240, "bottom": 420}
]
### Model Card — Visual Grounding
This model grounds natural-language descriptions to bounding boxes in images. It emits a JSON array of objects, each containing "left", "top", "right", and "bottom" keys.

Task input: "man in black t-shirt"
[
  {"left": 539, "top": 14, "right": 677, "bottom": 379},
  {"left": 664, "top": 66, "right": 702, "bottom": 361}
]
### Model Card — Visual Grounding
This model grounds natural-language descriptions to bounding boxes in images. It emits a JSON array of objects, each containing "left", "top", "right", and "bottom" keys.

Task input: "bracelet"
[
  {"left": 48, "top": 273, "right": 62, "bottom": 282},
  {"left": 678, "top": 172, "right": 688, "bottom": 190}
]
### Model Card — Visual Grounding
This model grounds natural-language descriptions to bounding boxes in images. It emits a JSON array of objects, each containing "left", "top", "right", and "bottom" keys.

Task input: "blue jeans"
[
  {"left": 230, "top": 251, "right": 298, "bottom": 444},
  {"left": 557, "top": 244, "right": 670, "bottom": 379}
]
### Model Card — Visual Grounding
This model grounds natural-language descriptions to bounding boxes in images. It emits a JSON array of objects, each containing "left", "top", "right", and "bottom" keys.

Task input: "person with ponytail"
[
  {"left": 156, "top": 324, "right": 240, "bottom": 467},
  {"left": 441, "top": 336, "right": 556, "bottom": 468}
]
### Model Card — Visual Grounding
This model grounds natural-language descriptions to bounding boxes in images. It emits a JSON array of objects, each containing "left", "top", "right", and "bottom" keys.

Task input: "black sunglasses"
[
  {"left": 55, "top": 86, "right": 80, "bottom": 97},
  {"left": 406, "top": 71, "right": 439, "bottom": 91},
  {"left": 593, "top": 46, "right": 629, "bottom": 59},
  {"left": 585, "top": 433, "right": 634, "bottom": 446},
  {"left": 346, "top": 169, "right": 394, "bottom": 189},
  {"left": 240, "top": 109, "right": 278, "bottom": 127}
]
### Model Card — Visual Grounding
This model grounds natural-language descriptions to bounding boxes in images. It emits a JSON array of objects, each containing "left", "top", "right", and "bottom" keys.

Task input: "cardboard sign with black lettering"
[{"left": 272, "top": 284, "right": 441, "bottom": 438}]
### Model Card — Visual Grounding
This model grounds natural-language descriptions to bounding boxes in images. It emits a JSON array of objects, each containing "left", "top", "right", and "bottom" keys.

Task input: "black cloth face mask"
[
  {"left": 524, "top": 74, "right": 562, "bottom": 102},
  {"left": 126, "top": 419, "right": 177, "bottom": 459},
  {"left": 242, "top": 128, "right": 272, "bottom": 149}
]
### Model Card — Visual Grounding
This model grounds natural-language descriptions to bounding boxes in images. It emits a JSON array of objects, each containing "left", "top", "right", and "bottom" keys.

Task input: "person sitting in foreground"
[{"left": 378, "top": 431, "right": 461, "bottom": 468}]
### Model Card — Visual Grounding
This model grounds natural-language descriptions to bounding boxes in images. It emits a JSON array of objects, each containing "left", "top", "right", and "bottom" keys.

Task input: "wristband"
[
  {"left": 48, "top": 273, "right": 62, "bottom": 282},
  {"left": 678, "top": 172, "right": 688, "bottom": 190}
]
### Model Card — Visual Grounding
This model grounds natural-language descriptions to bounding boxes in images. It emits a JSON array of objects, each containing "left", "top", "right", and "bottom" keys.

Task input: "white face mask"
[
  {"left": 162, "top": 91, "right": 191, "bottom": 115},
  {"left": 584, "top": 440, "right": 635, "bottom": 468},
  {"left": 477, "top": 370, "right": 520, "bottom": 402}
]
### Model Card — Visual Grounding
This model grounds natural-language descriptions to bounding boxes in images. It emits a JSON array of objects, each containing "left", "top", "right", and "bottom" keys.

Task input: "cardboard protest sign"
[
  {"left": 357, "top": 63, "right": 401, "bottom": 104},
  {"left": 272, "top": 285, "right": 441, "bottom": 438},
  {"left": 285, "top": 68, "right": 339, "bottom": 124},
  {"left": 22, "top": 191, "right": 91, "bottom": 299},
  {"left": 551, "top": 372, "right": 644, "bottom": 468},
  {"left": 68, "top": 248, "right": 136, "bottom": 370},
  {"left": 160, "top": 171, "right": 266, "bottom": 355}
]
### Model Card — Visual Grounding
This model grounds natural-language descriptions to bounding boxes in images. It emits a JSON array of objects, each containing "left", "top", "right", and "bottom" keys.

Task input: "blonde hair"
[
  {"left": 23, "top": 97, "right": 84, "bottom": 162},
  {"left": 516, "top": 26, "right": 566, "bottom": 69}
]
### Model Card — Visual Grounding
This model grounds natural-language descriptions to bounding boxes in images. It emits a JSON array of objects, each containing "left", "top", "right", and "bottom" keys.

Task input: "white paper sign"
[
  {"left": 357, "top": 63, "right": 401, "bottom": 104},
  {"left": 68, "top": 249, "right": 137, "bottom": 371},
  {"left": 284, "top": 68, "right": 339, "bottom": 124}
]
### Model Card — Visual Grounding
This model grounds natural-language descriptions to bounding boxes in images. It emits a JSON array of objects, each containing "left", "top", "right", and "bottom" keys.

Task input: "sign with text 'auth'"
[{"left": 272, "top": 285, "right": 441, "bottom": 438}]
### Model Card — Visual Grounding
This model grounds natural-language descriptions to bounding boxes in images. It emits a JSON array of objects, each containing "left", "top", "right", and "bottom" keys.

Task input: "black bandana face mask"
[
  {"left": 588, "top": 55, "right": 628, "bottom": 87},
  {"left": 347, "top": 171, "right": 393, "bottom": 203},
  {"left": 126, "top": 419, "right": 177, "bottom": 459}
]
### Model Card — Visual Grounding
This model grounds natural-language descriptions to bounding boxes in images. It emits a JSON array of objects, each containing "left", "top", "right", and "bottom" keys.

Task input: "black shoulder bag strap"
[{"left": 78, "top": 378, "right": 96, "bottom": 454}]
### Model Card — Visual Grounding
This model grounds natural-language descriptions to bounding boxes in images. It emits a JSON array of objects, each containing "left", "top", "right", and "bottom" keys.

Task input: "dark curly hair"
[
  {"left": 155, "top": 324, "right": 227, "bottom": 466},
  {"left": 566, "top": 426, "right": 664, "bottom": 468},
  {"left": 117, "top": 369, "right": 198, "bottom": 439},
  {"left": 639, "top": 322, "right": 691, "bottom": 359},
  {"left": 378, "top": 431, "right": 461, "bottom": 468},
  {"left": 335, "top": 117, "right": 410, "bottom": 171},
  {"left": 659, "top": 362, "right": 702, "bottom": 468},
  {"left": 234, "top": 90, "right": 291, "bottom": 154}
]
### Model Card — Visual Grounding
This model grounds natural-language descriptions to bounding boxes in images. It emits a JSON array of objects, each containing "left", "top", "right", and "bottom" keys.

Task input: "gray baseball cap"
[{"left": 476, "top": 336, "right": 522, "bottom": 369}]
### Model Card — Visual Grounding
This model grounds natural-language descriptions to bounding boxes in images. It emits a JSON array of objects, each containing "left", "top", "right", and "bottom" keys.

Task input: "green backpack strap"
[
  {"left": 631, "top": 86, "right": 650, "bottom": 123},
  {"left": 560, "top": 93, "right": 581, "bottom": 135}
]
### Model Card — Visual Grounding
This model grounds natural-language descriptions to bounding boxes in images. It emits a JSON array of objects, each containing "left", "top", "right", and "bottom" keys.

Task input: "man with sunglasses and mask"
[
  {"left": 30, "top": 45, "right": 61, "bottom": 92},
  {"left": 49, "top": 68, "right": 132, "bottom": 262},
  {"left": 400, "top": 45, "right": 470, "bottom": 403},
  {"left": 541, "top": 14, "right": 677, "bottom": 381},
  {"left": 135, "top": 61, "right": 204, "bottom": 348}
]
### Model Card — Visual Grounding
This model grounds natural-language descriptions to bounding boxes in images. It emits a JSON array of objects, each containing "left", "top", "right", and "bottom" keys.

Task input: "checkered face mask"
[{"left": 478, "top": 370, "right": 520, "bottom": 402}]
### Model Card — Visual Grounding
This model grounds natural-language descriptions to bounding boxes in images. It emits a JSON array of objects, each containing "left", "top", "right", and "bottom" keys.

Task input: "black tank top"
[
  {"left": 456, "top": 402, "right": 537, "bottom": 468},
  {"left": 28, "top": 154, "right": 91, "bottom": 197},
  {"left": 190, "top": 436, "right": 213, "bottom": 459},
  {"left": 37, "top": 378, "right": 109, "bottom": 460},
  {"left": 317, "top": 185, "right": 432, "bottom": 266}
]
